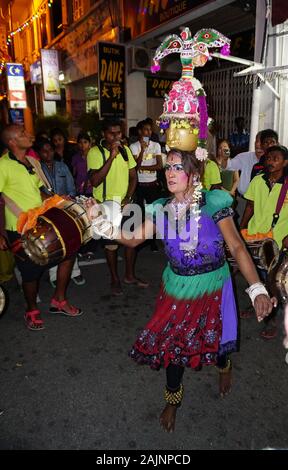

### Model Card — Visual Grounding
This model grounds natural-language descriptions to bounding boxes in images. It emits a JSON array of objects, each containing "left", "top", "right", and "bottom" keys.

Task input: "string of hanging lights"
[{"left": 6, "top": 0, "right": 54, "bottom": 46}]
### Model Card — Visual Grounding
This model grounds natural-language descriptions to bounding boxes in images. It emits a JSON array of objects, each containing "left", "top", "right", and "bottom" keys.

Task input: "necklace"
[
  {"left": 168, "top": 181, "right": 203, "bottom": 253},
  {"left": 170, "top": 196, "right": 193, "bottom": 221},
  {"left": 268, "top": 178, "right": 276, "bottom": 189}
]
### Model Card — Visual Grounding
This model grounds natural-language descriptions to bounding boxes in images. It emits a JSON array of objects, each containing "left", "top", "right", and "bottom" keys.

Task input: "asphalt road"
[{"left": 1, "top": 245, "right": 288, "bottom": 450}]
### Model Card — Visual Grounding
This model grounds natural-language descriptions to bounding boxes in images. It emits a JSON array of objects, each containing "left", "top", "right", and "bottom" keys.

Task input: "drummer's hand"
[
  {"left": 0, "top": 235, "right": 8, "bottom": 250},
  {"left": 86, "top": 199, "right": 101, "bottom": 220},
  {"left": 84, "top": 197, "right": 97, "bottom": 210},
  {"left": 254, "top": 294, "right": 277, "bottom": 322},
  {"left": 282, "top": 236, "right": 288, "bottom": 250}
]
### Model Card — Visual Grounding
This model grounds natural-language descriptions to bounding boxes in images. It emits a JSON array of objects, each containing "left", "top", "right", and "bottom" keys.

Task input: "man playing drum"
[
  {"left": 0, "top": 125, "right": 82, "bottom": 331},
  {"left": 240, "top": 145, "right": 288, "bottom": 339}
]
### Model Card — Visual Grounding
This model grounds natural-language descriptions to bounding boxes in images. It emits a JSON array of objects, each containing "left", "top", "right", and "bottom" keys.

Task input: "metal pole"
[
  {"left": 249, "top": 85, "right": 261, "bottom": 150},
  {"left": 34, "top": 85, "right": 38, "bottom": 115}
]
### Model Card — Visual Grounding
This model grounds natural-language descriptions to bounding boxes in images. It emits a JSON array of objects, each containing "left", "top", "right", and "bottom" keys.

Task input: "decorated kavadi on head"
[{"left": 151, "top": 28, "right": 230, "bottom": 160}]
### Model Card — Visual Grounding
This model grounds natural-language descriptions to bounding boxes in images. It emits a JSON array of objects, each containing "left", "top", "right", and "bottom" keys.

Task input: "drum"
[
  {"left": 275, "top": 251, "right": 288, "bottom": 303},
  {"left": 21, "top": 199, "right": 93, "bottom": 266},
  {"left": 0, "top": 285, "right": 7, "bottom": 316},
  {"left": 225, "top": 238, "right": 280, "bottom": 271}
]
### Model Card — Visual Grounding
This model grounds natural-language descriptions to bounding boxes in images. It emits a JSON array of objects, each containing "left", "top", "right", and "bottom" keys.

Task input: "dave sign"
[
  {"left": 98, "top": 42, "right": 126, "bottom": 118},
  {"left": 147, "top": 76, "right": 174, "bottom": 98}
]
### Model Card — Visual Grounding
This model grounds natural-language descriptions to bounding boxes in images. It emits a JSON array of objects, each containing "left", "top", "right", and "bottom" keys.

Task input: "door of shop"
[{"left": 200, "top": 65, "right": 253, "bottom": 139}]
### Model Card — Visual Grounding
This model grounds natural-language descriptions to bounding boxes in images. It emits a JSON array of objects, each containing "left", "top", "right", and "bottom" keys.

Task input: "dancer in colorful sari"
[{"left": 88, "top": 148, "right": 276, "bottom": 433}]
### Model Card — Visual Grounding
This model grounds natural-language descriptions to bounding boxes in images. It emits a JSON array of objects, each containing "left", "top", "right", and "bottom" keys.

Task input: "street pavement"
[{"left": 0, "top": 245, "right": 288, "bottom": 450}]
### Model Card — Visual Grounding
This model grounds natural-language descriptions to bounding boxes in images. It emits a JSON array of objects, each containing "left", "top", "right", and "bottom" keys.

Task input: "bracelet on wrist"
[{"left": 245, "top": 282, "right": 269, "bottom": 306}]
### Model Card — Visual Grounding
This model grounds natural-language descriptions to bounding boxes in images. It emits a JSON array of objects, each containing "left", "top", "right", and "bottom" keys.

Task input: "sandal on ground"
[
  {"left": 123, "top": 278, "right": 149, "bottom": 288},
  {"left": 24, "top": 309, "right": 45, "bottom": 331},
  {"left": 260, "top": 325, "right": 277, "bottom": 340},
  {"left": 49, "top": 298, "right": 83, "bottom": 317}
]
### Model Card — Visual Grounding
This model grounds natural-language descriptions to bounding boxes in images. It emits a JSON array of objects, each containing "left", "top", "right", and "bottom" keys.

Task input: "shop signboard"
[
  {"left": 6, "top": 63, "right": 27, "bottom": 108},
  {"left": 147, "top": 76, "right": 174, "bottom": 98},
  {"left": 30, "top": 60, "right": 42, "bottom": 84},
  {"left": 124, "top": 0, "right": 213, "bottom": 38},
  {"left": 41, "top": 49, "right": 61, "bottom": 101},
  {"left": 98, "top": 42, "right": 126, "bottom": 118}
]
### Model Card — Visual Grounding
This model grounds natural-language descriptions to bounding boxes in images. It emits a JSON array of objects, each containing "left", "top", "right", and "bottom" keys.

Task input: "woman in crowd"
[
  {"left": 214, "top": 139, "right": 239, "bottom": 197},
  {"left": 50, "top": 128, "right": 78, "bottom": 173},
  {"left": 71, "top": 132, "right": 93, "bottom": 196}
]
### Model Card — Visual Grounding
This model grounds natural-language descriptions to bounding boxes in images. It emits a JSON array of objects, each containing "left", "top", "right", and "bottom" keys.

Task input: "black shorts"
[{"left": 6, "top": 231, "right": 58, "bottom": 283}]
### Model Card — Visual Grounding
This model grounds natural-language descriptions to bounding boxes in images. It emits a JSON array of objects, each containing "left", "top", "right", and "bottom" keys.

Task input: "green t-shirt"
[
  {"left": 221, "top": 169, "right": 234, "bottom": 192},
  {"left": 244, "top": 174, "right": 288, "bottom": 248},
  {"left": 87, "top": 145, "right": 136, "bottom": 203},
  {"left": 202, "top": 159, "right": 222, "bottom": 190},
  {"left": 0, "top": 152, "right": 43, "bottom": 231}
]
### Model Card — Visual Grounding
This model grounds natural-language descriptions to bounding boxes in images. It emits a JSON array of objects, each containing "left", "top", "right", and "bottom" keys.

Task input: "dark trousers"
[
  {"left": 136, "top": 182, "right": 160, "bottom": 247},
  {"left": 136, "top": 181, "right": 160, "bottom": 210},
  {"left": 166, "top": 354, "right": 229, "bottom": 391}
]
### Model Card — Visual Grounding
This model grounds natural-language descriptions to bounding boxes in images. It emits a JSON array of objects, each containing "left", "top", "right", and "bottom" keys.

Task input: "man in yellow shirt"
[
  {"left": 87, "top": 119, "right": 148, "bottom": 295},
  {"left": 0, "top": 125, "right": 82, "bottom": 330},
  {"left": 202, "top": 158, "right": 222, "bottom": 190},
  {"left": 241, "top": 145, "right": 288, "bottom": 339}
]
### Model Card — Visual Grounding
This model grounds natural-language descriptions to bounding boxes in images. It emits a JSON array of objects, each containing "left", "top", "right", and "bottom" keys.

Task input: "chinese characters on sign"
[
  {"left": 7, "top": 63, "right": 27, "bottom": 108},
  {"left": 146, "top": 76, "right": 174, "bottom": 98},
  {"left": 98, "top": 42, "right": 126, "bottom": 118},
  {"left": 41, "top": 49, "right": 61, "bottom": 101}
]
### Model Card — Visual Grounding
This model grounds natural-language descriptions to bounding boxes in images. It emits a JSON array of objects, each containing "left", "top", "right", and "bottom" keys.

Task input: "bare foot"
[
  {"left": 219, "top": 366, "right": 232, "bottom": 398},
  {"left": 159, "top": 404, "right": 177, "bottom": 433}
]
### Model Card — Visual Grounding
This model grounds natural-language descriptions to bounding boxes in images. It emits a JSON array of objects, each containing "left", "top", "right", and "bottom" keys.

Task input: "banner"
[
  {"left": 124, "top": 0, "right": 213, "bottom": 38},
  {"left": 7, "top": 63, "right": 27, "bottom": 108},
  {"left": 9, "top": 108, "right": 24, "bottom": 125},
  {"left": 98, "top": 42, "right": 126, "bottom": 119},
  {"left": 41, "top": 49, "right": 61, "bottom": 101},
  {"left": 30, "top": 60, "right": 42, "bottom": 84},
  {"left": 147, "top": 76, "right": 174, "bottom": 98}
]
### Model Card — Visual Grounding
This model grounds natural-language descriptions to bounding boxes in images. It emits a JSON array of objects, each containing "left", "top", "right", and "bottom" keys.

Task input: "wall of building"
[{"left": 126, "top": 71, "right": 147, "bottom": 130}]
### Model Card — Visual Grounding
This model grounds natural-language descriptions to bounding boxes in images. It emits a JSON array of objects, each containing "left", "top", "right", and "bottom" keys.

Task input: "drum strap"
[
  {"left": 97, "top": 145, "right": 107, "bottom": 201},
  {"left": 25, "top": 156, "right": 53, "bottom": 193},
  {"left": 2, "top": 194, "right": 22, "bottom": 218},
  {"left": 2, "top": 158, "right": 53, "bottom": 218},
  {"left": 272, "top": 177, "right": 288, "bottom": 228}
]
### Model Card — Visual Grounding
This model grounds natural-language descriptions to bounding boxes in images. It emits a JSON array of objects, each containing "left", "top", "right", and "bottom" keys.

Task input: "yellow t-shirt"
[
  {"left": 87, "top": 145, "right": 136, "bottom": 203},
  {"left": 244, "top": 174, "right": 288, "bottom": 248},
  {"left": 0, "top": 152, "right": 43, "bottom": 231},
  {"left": 202, "top": 159, "right": 222, "bottom": 190}
]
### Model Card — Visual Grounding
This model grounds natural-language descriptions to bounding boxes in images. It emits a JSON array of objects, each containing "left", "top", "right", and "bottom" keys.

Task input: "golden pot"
[{"left": 166, "top": 125, "right": 198, "bottom": 151}]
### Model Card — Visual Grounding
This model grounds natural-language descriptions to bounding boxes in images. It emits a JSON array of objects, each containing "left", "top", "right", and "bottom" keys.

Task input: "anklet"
[{"left": 164, "top": 383, "right": 184, "bottom": 406}]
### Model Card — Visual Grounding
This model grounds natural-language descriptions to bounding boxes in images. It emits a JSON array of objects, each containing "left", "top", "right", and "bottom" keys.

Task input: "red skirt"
[{"left": 129, "top": 283, "right": 223, "bottom": 370}]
